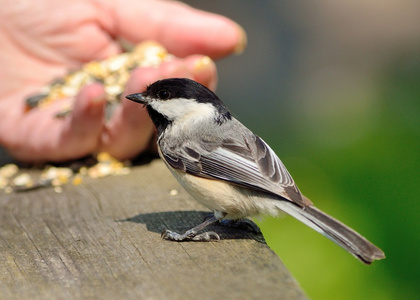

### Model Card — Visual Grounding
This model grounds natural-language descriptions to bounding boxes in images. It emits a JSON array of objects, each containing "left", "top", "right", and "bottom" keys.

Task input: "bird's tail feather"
[{"left": 274, "top": 201, "right": 385, "bottom": 264}]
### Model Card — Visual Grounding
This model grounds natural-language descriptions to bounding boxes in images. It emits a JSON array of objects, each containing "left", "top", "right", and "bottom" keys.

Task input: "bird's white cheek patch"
[{"left": 150, "top": 98, "right": 215, "bottom": 124}]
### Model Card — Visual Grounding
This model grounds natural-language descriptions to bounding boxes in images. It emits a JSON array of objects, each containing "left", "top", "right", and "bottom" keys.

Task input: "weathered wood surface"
[{"left": 0, "top": 158, "right": 307, "bottom": 300}]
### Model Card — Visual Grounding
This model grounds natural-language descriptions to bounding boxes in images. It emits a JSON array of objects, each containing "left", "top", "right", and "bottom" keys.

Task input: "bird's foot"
[{"left": 161, "top": 229, "right": 220, "bottom": 241}]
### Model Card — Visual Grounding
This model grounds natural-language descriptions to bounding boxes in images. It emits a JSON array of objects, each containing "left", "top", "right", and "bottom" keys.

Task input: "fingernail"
[
  {"left": 189, "top": 56, "right": 217, "bottom": 91},
  {"left": 193, "top": 56, "right": 213, "bottom": 72},
  {"left": 233, "top": 23, "right": 247, "bottom": 54},
  {"left": 89, "top": 92, "right": 106, "bottom": 115},
  {"left": 91, "top": 92, "right": 106, "bottom": 104}
]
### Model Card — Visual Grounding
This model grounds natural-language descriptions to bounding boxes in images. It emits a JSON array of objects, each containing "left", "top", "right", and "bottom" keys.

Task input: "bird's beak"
[{"left": 126, "top": 93, "right": 147, "bottom": 104}]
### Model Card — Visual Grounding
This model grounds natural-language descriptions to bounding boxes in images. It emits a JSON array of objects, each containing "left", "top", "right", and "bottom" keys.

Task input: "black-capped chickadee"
[{"left": 126, "top": 78, "right": 385, "bottom": 264}]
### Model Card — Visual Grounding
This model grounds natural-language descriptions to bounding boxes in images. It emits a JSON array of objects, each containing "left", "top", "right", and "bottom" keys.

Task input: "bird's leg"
[
  {"left": 218, "top": 218, "right": 261, "bottom": 234},
  {"left": 202, "top": 213, "right": 261, "bottom": 234},
  {"left": 161, "top": 214, "right": 222, "bottom": 242}
]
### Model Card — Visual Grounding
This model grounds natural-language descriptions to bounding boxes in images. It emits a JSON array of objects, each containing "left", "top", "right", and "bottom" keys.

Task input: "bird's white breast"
[{"left": 166, "top": 165, "right": 283, "bottom": 220}]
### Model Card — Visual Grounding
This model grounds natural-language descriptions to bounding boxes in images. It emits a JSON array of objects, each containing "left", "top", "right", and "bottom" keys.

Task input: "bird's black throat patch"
[{"left": 146, "top": 105, "right": 172, "bottom": 136}]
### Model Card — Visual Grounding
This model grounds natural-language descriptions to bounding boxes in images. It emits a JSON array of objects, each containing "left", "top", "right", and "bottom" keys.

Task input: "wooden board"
[{"left": 0, "top": 158, "right": 307, "bottom": 300}]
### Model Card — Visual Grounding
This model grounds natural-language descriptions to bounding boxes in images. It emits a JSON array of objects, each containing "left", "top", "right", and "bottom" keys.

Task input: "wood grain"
[{"left": 0, "top": 158, "right": 307, "bottom": 300}]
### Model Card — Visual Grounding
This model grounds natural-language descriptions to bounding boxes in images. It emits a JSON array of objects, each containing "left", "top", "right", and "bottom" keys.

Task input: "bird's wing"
[{"left": 161, "top": 132, "right": 312, "bottom": 207}]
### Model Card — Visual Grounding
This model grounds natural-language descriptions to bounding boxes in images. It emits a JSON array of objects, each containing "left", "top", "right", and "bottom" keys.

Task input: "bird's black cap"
[{"left": 143, "top": 78, "right": 231, "bottom": 116}]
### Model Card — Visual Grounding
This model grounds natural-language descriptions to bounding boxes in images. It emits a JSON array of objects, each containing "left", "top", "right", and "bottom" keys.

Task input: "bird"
[{"left": 126, "top": 78, "right": 385, "bottom": 264}]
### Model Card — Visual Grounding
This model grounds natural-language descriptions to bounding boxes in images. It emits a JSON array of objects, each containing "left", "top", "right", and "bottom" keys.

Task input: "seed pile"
[
  {"left": 25, "top": 40, "right": 174, "bottom": 117},
  {"left": 0, "top": 153, "right": 131, "bottom": 194}
]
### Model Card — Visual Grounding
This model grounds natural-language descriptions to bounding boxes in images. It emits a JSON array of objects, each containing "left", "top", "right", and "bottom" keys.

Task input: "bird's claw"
[{"left": 161, "top": 229, "right": 220, "bottom": 242}]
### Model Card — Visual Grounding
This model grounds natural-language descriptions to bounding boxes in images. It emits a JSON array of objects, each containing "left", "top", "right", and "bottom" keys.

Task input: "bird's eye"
[{"left": 158, "top": 89, "right": 170, "bottom": 100}]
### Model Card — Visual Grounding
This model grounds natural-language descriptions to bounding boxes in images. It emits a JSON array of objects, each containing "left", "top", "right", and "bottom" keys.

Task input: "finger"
[
  {"left": 11, "top": 84, "right": 106, "bottom": 162},
  {"left": 100, "top": 68, "right": 158, "bottom": 159},
  {"left": 60, "top": 83, "right": 106, "bottom": 155},
  {"left": 110, "top": 0, "right": 247, "bottom": 59},
  {"left": 146, "top": 55, "right": 217, "bottom": 89}
]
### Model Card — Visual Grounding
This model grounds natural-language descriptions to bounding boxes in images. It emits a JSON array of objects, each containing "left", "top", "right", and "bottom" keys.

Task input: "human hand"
[{"left": 0, "top": 0, "right": 246, "bottom": 162}]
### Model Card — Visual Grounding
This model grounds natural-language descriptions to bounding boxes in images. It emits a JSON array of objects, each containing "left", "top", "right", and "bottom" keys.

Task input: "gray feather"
[
  {"left": 272, "top": 201, "right": 385, "bottom": 264},
  {"left": 159, "top": 118, "right": 310, "bottom": 206}
]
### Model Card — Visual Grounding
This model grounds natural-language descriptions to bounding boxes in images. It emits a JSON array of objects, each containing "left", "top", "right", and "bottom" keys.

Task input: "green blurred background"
[{"left": 184, "top": 1, "right": 420, "bottom": 299}]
